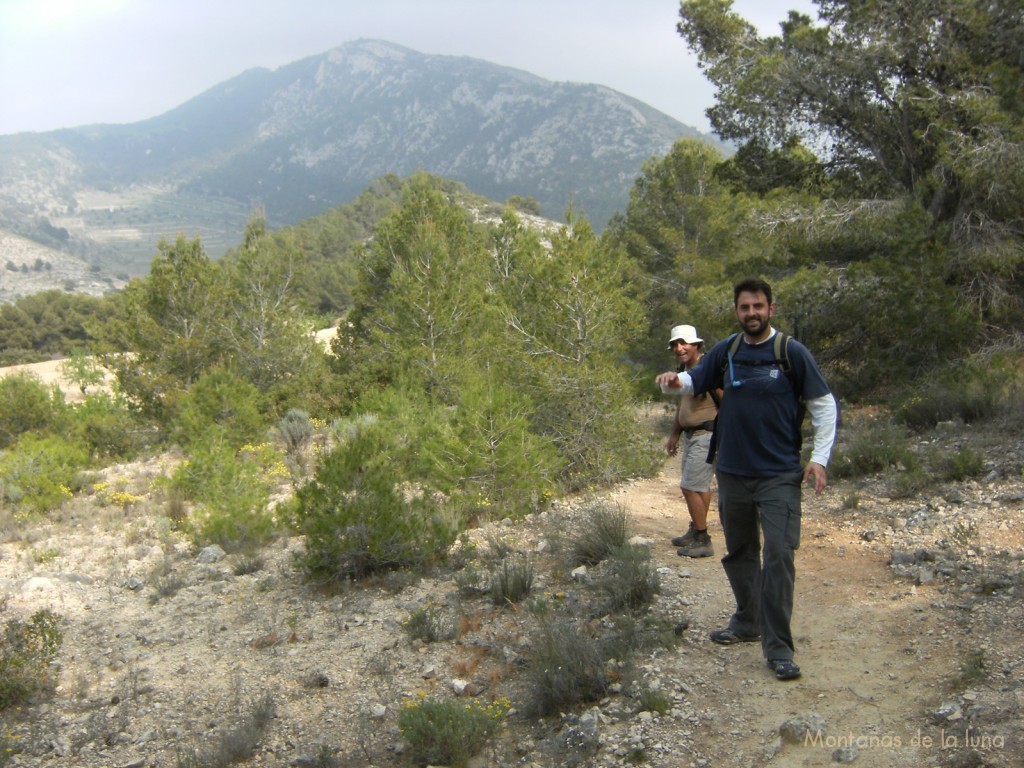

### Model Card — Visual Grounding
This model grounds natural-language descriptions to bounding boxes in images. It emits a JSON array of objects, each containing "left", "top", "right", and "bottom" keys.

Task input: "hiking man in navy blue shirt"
[{"left": 656, "top": 278, "right": 837, "bottom": 680}]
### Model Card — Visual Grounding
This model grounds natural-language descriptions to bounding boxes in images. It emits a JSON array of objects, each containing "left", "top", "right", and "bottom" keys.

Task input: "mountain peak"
[{"left": 0, "top": 40, "right": 719, "bottom": 277}]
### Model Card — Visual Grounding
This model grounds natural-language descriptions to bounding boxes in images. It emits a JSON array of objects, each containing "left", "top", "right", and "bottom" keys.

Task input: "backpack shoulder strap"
[
  {"left": 728, "top": 332, "right": 743, "bottom": 358},
  {"left": 774, "top": 331, "right": 791, "bottom": 373},
  {"left": 719, "top": 333, "right": 744, "bottom": 389}
]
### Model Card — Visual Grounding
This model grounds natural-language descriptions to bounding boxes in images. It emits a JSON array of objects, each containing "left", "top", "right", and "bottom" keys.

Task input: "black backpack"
[{"left": 706, "top": 331, "right": 834, "bottom": 463}]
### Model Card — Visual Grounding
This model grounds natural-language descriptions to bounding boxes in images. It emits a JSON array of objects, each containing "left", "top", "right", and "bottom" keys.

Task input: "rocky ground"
[
  {"left": 0, "top": 409, "right": 1021, "bottom": 768},
  {"left": 0, "top": 230, "right": 125, "bottom": 303}
]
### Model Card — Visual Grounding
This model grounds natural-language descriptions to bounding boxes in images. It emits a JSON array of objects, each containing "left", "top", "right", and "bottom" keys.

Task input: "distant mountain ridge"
[{"left": 0, "top": 39, "right": 720, "bottom": 278}]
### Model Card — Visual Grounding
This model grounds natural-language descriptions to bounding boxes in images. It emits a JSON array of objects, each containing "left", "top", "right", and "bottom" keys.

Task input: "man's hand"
[
  {"left": 655, "top": 371, "right": 681, "bottom": 389},
  {"left": 666, "top": 433, "right": 680, "bottom": 457},
  {"left": 803, "top": 461, "right": 828, "bottom": 496}
]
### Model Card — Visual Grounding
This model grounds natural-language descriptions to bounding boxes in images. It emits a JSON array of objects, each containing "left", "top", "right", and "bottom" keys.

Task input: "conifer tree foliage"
[
  {"left": 331, "top": 176, "right": 657, "bottom": 502},
  {"left": 338, "top": 173, "right": 498, "bottom": 401},
  {"left": 102, "top": 234, "right": 223, "bottom": 421},
  {"left": 677, "top": 0, "right": 1024, "bottom": 327},
  {"left": 499, "top": 212, "right": 657, "bottom": 488},
  {"left": 101, "top": 223, "right": 329, "bottom": 424},
  {"left": 218, "top": 213, "right": 328, "bottom": 411},
  {"left": 293, "top": 414, "right": 461, "bottom": 583},
  {"left": 0, "top": 290, "right": 115, "bottom": 366},
  {"left": 604, "top": 138, "right": 756, "bottom": 366}
]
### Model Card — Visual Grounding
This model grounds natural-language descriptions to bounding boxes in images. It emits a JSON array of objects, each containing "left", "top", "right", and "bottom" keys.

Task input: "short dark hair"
[{"left": 734, "top": 277, "right": 773, "bottom": 307}]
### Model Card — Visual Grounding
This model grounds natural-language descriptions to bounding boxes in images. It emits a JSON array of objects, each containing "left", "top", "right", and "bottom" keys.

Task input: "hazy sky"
[{"left": 0, "top": 0, "right": 816, "bottom": 136}]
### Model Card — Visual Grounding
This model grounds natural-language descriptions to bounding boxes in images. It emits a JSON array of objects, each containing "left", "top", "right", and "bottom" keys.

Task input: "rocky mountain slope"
[
  {"left": 0, "top": 230, "right": 126, "bottom": 303},
  {"left": 0, "top": 402, "right": 1020, "bottom": 767},
  {"left": 0, "top": 39, "right": 717, "bottom": 277}
]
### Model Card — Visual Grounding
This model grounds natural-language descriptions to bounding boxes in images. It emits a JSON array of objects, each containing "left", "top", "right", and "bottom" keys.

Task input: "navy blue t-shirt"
[{"left": 689, "top": 331, "right": 831, "bottom": 477}]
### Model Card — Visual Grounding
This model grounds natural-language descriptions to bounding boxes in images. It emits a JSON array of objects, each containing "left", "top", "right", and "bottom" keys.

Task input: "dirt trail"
[{"left": 610, "top": 459, "right": 959, "bottom": 767}]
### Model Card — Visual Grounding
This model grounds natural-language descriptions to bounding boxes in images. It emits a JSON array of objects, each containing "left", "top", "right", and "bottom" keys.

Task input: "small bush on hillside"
[
  {"left": 956, "top": 650, "right": 987, "bottom": 686},
  {"left": 523, "top": 618, "right": 611, "bottom": 716},
  {"left": 433, "top": 374, "right": 564, "bottom": 521},
  {"left": 634, "top": 685, "right": 671, "bottom": 715},
  {"left": 172, "top": 370, "right": 266, "bottom": 451},
  {"left": 569, "top": 500, "right": 631, "bottom": 567},
  {"left": 404, "top": 606, "right": 456, "bottom": 643},
  {"left": 398, "top": 696, "right": 509, "bottom": 768},
  {"left": 0, "top": 609, "right": 63, "bottom": 709},
  {"left": 0, "top": 434, "right": 88, "bottom": 517},
  {"left": 607, "top": 613, "right": 678, "bottom": 655},
  {"left": 932, "top": 444, "right": 987, "bottom": 482},
  {"left": 893, "top": 354, "right": 1018, "bottom": 431},
  {"left": 276, "top": 408, "right": 317, "bottom": 481},
  {"left": 0, "top": 372, "right": 67, "bottom": 449},
  {"left": 175, "top": 693, "right": 276, "bottom": 768},
  {"left": 592, "top": 544, "right": 660, "bottom": 613},
  {"left": 168, "top": 428, "right": 277, "bottom": 552},
  {"left": 59, "top": 348, "right": 107, "bottom": 395},
  {"left": 886, "top": 466, "right": 930, "bottom": 499},
  {"left": 68, "top": 391, "right": 147, "bottom": 461},
  {"left": 830, "top": 421, "right": 918, "bottom": 479},
  {"left": 276, "top": 408, "right": 314, "bottom": 454},
  {"left": 488, "top": 556, "right": 535, "bottom": 606},
  {"left": 293, "top": 417, "right": 461, "bottom": 584}
]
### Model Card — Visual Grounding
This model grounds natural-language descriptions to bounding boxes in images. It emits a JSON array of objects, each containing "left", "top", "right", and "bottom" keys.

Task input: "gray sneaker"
[
  {"left": 671, "top": 523, "right": 697, "bottom": 548},
  {"left": 677, "top": 530, "right": 713, "bottom": 558}
]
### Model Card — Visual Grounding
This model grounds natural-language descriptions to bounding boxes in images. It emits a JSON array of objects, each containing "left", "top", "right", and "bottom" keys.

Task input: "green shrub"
[
  {"left": 174, "top": 693, "right": 276, "bottom": 768},
  {"left": 488, "top": 557, "right": 534, "bottom": 606},
  {"left": 276, "top": 408, "right": 314, "bottom": 454},
  {"left": 896, "top": 389, "right": 988, "bottom": 431},
  {"left": 887, "top": 466, "right": 930, "bottom": 499},
  {"left": 830, "top": 422, "right": 918, "bottom": 480},
  {"left": 593, "top": 545, "right": 660, "bottom": 613},
  {"left": 933, "top": 445, "right": 986, "bottom": 482},
  {"left": 398, "top": 696, "right": 508, "bottom": 768},
  {"left": 59, "top": 348, "right": 107, "bottom": 396},
  {"left": 0, "top": 433, "right": 88, "bottom": 516},
  {"left": 169, "top": 428, "right": 277, "bottom": 552},
  {"left": 403, "top": 606, "right": 456, "bottom": 643},
  {"left": 569, "top": 500, "right": 631, "bottom": 566},
  {"left": 607, "top": 614, "right": 678, "bottom": 655},
  {"left": 435, "top": 373, "right": 563, "bottom": 520},
  {"left": 293, "top": 417, "right": 461, "bottom": 584},
  {"left": 893, "top": 355, "right": 1014, "bottom": 431},
  {"left": 0, "top": 372, "right": 67, "bottom": 448},
  {"left": 211, "top": 693, "right": 276, "bottom": 765},
  {"left": 67, "top": 392, "right": 146, "bottom": 461},
  {"left": 0, "top": 731, "right": 21, "bottom": 765},
  {"left": 956, "top": 650, "right": 987, "bottom": 686},
  {"left": 947, "top": 518, "right": 980, "bottom": 553},
  {"left": 172, "top": 370, "right": 266, "bottom": 451},
  {"left": 523, "top": 618, "right": 611, "bottom": 716},
  {"left": 276, "top": 408, "right": 317, "bottom": 481},
  {"left": 231, "top": 554, "right": 265, "bottom": 576},
  {"left": 635, "top": 685, "right": 671, "bottom": 715},
  {"left": 0, "top": 609, "right": 63, "bottom": 709}
]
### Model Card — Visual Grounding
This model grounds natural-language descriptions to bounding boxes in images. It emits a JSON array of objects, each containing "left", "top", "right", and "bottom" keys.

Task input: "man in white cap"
[{"left": 662, "top": 324, "right": 720, "bottom": 558}]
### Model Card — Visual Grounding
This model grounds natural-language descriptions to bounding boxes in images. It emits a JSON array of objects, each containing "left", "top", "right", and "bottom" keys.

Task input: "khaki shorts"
[{"left": 680, "top": 431, "right": 714, "bottom": 493}]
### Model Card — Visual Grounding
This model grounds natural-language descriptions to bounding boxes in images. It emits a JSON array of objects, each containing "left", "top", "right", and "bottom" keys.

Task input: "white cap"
[{"left": 667, "top": 324, "right": 702, "bottom": 348}]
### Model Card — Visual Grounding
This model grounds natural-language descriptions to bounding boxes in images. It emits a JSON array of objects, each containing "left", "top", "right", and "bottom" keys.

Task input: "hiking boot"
[
  {"left": 670, "top": 523, "right": 697, "bottom": 548},
  {"left": 677, "top": 530, "right": 713, "bottom": 558},
  {"left": 709, "top": 628, "right": 760, "bottom": 645},
  {"left": 767, "top": 658, "right": 802, "bottom": 680}
]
